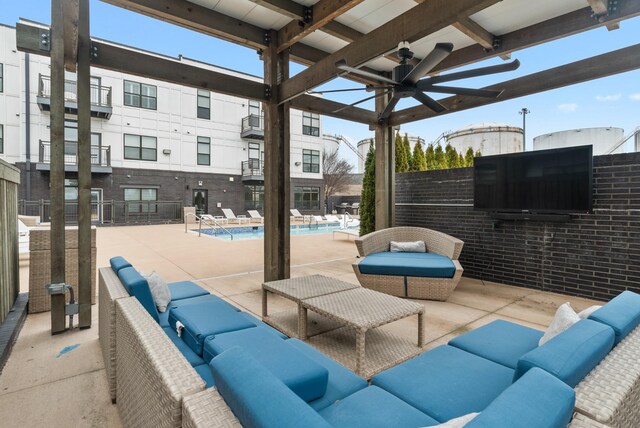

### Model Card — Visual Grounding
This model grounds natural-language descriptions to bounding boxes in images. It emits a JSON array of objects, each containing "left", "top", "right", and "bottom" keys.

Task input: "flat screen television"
[{"left": 474, "top": 145, "right": 593, "bottom": 214}]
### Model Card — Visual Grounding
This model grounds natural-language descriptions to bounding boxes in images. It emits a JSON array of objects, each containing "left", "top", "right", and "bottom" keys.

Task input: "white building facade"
[{"left": 0, "top": 24, "right": 325, "bottom": 222}]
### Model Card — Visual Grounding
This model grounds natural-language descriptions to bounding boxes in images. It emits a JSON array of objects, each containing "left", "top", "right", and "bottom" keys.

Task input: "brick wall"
[{"left": 395, "top": 152, "right": 640, "bottom": 301}]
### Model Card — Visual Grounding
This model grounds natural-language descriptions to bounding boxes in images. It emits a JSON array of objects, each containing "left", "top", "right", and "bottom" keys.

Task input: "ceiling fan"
[{"left": 308, "top": 42, "right": 520, "bottom": 123}]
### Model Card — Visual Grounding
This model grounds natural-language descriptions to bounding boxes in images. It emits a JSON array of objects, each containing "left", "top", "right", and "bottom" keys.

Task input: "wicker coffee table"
[
  {"left": 262, "top": 275, "right": 360, "bottom": 338},
  {"left": 301, "top": 288, "right": 425, "bottom": 377}
]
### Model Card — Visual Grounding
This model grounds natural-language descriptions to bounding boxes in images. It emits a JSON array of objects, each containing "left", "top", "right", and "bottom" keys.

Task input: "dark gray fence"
[{"left": 0, "top": 161, "right": 20, "bottom": 324}]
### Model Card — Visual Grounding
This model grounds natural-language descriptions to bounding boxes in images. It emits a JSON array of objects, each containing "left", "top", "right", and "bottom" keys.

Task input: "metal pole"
[
  {"left": 519, "top": 108, "right": 530, "bottom": 151},
  {"left": 77, "top": 0, "right": 92, "bottom": 328},
  {"left": 50, "top": 0, "right": 67, "bottom": 334}
]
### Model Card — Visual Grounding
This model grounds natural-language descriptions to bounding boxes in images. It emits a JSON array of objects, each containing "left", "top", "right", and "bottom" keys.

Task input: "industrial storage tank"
[
  {"left": 356, "top": 135, "right": 425, "bottom": 173},
  {"left": 444, "top": 122, "right": 523, "bottom": 156},
  {"left": 322, "top": 134, "right": 341, "bottom": 154},
  {"left": 533, "top": 127, "right": 625, "bottom": 155}
]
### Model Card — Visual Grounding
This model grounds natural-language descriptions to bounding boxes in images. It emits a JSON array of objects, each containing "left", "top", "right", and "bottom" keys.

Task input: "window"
[
  {"left": 197, "top": 89, "right": 210, "bottom": 119},
  {"left": 294, "top": 187, "right": 320, "bottom": 210},
  {"left": 0, "top": 63, "right": 3, "bottom": 93},
  {"left": 302, "top": 149, "right": 320, "bottom": 173},
  {"left": 197, "top": 136, "right": 210, "bottom": 166},
  {"left": 302, "top": 112, "right": 320, "bottom": 136},
  {"left": 248, "top": 100, "right": 261, "bottom": 116},
  {"left": 248, "top": 142, "right": 260, "bottom": 160},
  {"left": 64, "top": 178, "right": 78, "bottom": 201},
  {"left": 0, "top": 124, "right": 4, "bottom": 153},
  {"left": 244, "top": 185, "right": 264, "bottom": 211},
  {"left": 123, "top": 80, "right": 157, "bottom": 110},
  {"left": 124, "top": 134, "right": 157, "bottom": 161},
  {"left": 124, "top": 188, "right": 158, "bottom": 213}
]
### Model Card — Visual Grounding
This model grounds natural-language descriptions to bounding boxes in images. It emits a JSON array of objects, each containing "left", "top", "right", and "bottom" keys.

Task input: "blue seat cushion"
[
  {"left": 466, "top": 368, "right": 575, "bottom": 428},
  {"left": 162, "top": 326, "right": 204, "bottom": 367},
  {"left": 203, "top": 328, "right": 328, "bottom": 402},
  {"left": 589, "top": 291, "right": 640, "bottom": 345},
  {"left": 449, "top": 320, "right": 543, "bottom": 369},
  {"left": 238, "top": 312, "right": 288, "bottom": 339},
  {"left": 514, "top": 319, "right": 615, "bottom": 388},
  {"left": 168, "top": 281, "right": 209, "bottom": 301},
  {"left": 193, "top": 363, "right": 215, "bottom": 388},
  {"left": 110, "top": 256, "right": 132, "bottom": 273},
  {"left": 318, "top": 386, "right": 439, "bottom": 428},
  {"left": 160, "top": 294, "right": 238, "bottom": 328},
  {"left": 287, "top": 338, "right": 368, "bottom": 411},
  {"left": 358, "top": 252, "right": 455, "bottom": 278},
  {"left": 210, "top": 347, "right": 332, "bottom": 428},
  {"left": 372, "top": 345, "right": 514, "bottom": 422},
  {"left": 118, "top": 267, "right": 159, "bottom": 323},
  {"left": 168, "top": 300, "right": 256, "bottom": 356}
]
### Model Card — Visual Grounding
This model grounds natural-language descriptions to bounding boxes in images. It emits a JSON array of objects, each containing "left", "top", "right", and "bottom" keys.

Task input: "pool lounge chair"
[
  {"left": 247, "top": 210, "right": 264, "bottom": 224},
  {"left": 200, "top": 213, "right": 227, "bottom": 225},
  {"left": 222, "top": 208, "right": 250, "bottom": 224},
  {"left": 290, "top": 209, "right": 312, "bottom": 222}
]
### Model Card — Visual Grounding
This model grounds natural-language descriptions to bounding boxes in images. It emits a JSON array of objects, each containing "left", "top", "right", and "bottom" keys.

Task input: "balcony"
[
  {"left": 37, "top": 74, "right": 113, "bottom": 119},
  {"left": 241, "top": 159, "right": 264, "bottom": 182},
  {"left": 37, "top": 140, "right": 112, "bottom": 173},
  {"left": 241, "top": 114, "right": 264, "bottom": 140}
]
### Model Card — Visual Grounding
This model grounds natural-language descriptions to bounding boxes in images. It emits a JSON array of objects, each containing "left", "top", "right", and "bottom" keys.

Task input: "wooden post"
[
  {"left": 50, "top": 0, "right": 67, "bottom": 334},
  {"left": 263, "top": 30, "right": 291, "bottom": 281},
  {"left": 77, "top": 0, "right": 92, "bottom": 328},
  {"left": 374, "top": 91, "right": 395, "bottom": 230}
]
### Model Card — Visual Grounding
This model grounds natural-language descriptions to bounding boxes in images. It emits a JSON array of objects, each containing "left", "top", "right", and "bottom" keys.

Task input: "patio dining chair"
[
  {"left": 221, "top": 208, "right": 250, "bottom": 224},
  {"left": 247, "top": 210, "right": 264, "bottom": 224}
]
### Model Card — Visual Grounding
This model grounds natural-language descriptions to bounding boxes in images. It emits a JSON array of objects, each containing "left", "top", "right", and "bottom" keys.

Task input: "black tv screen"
[{"left": 474, "top": 146, "right": 593, "bottom": 214}]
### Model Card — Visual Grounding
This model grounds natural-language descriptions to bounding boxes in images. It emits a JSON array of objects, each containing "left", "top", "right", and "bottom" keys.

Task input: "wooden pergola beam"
[
  {"left": 587, "top": 0, "right": 608, "bottom": 16},
  {"left": 289, "top": 94, "right": 376, "bottom": 124},
  {"left": 279, "top": 0, "right": 501, "bottom": 102},
  {"left": 62, "top": 0, "right": 80, "bottom": 71},
  {"left": 277, "top": 0, "right": 365, "bottom": 52},
  {"left": 388, "top": 43, "right": 640, "bottom": 126},
  {"left": 452, "top": 16, "right": 494, "bottom": 50}
]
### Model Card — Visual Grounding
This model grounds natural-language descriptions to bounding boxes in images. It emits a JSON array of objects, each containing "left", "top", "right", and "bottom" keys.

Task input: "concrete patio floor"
[{"left": 0, "top": 223, "right": 601, "bottom": 427}]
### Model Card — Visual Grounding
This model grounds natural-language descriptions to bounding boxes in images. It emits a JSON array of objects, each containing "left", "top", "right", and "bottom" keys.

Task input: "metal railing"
[
  {"left": 241, "top": 114, "right": 264, "bottom": 133},
  {"left": 38, "top": 74, "right": 112, "bottom": 107},
  {"left": 242, "top": 159, "right": 264, "bottom": 177},
  {"left": 18, "top": 200, "right": 183, "bottom": 225},
  {"left": 199, "top": 216, "right": 234, "bottom": 240},
  {"left": 39, "top": 141, "right": 111, "bottom": 167}
]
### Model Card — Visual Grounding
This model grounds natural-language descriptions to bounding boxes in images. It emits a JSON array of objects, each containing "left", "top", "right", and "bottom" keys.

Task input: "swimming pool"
[{"left": 194, "top": 222, "right": 358, "bottom": 240}]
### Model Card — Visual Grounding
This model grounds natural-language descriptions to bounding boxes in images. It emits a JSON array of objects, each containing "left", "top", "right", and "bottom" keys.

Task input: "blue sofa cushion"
[
  {"left": 110, "top": 256, "right": 132, "bottom": 273},
  {"left": 168, "top": 300, "right": 255, "bottom": 356},
  {"left": 371, "top": 345, "right": 514, "bottom": 422},
  {"left": 514, "top": 319, "right": 615, "bottom": 387},
  {"left": 168, "top": 281, "right": 209, "bottom": 301},
  {"left": 210, "top": 347, "right": 332, "bottom": 428},
  {"left": 193, "top": 363, "right": 215, "bottom": 388},
  {"left": 449, "top": 320, "right": 544, "bottom": 369},
  {"left": 162, "top": 326, "right": 205, "bottom": 367},
  {"left": 203, "top": 328, "right": 328, "bottom": 402},
  {"left": 160, "top": 294, "right": 239, "bottom": 328},
  {"left": 466, "top": 368, "right": 575, "bottom": 428},
  {"left": 589, "top": 291, "right": 640, "bottom": 345},
  {"left": 118, "top": 267, "right": 159, "bottom": 323},
  {"left": 318, "top": 386, "right": 439, "bottom": 428},
  {"left": 287, "top": 338, "right": 368, "bottom": 411},
  {"left": 358, "top": 252, "right": 455, "bottom": 278},
  {"left": 238, "top": 312, "right": 288, "bottom": 339}
]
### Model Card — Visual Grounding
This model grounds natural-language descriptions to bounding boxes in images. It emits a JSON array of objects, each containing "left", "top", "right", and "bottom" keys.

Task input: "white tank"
[
  {"left": 356, "top": 135, "right": 426, "bottom": 173},
  {"left": 444, "top": 122, "right": 523, "bottom": 156},
  {"left": 322, "top": 134, "right": 341, "bottom": 154},
  {"left": 533, "top": 127, "right": 625, "bottom": 155}
]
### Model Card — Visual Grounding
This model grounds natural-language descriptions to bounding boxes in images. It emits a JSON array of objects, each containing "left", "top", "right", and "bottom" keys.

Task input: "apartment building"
[{"left": 0, "top": 24, "right": 325, "bottom": 222}]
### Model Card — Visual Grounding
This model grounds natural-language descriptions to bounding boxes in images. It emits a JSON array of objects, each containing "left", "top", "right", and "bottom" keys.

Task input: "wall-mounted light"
[
  {"left": 198, "top": 180, "right": 203, "bottom": 186},
  {"left": 163, "top": 149, "right": 172, "bottom": 155},
  {"left": 294, "top": 161, "right": 301, "bottom": 166}
]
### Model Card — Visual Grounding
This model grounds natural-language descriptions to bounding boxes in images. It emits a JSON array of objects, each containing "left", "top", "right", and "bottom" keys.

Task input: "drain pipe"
[{"left": 25, "top": 53, "right": 31, "bottom": 200}]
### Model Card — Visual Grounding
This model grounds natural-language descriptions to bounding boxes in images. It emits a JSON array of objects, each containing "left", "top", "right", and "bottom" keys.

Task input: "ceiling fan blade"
[
  {"left": 417, "top": 84, "right": 503, "bottom": 98},
  {"left": 378, "top": 96, "right": 400, "bottom": 122},
  {"left": 402, "top": 43, "right": 454, "bottom": 85},
  {"left": 307, "top": 85, "right": 388, "bottom": 95},
  {"left": 332, "top": 90, "right": 392, "bottom": 114},
  {"left": 335, "top": 60, "right": 399, "bottom": 85},
  {"left": 428, "top": 59, "right": 521, "bottom": 85},
  {"left": 413, "top": 91, "right": 447, "bottom": 113}
]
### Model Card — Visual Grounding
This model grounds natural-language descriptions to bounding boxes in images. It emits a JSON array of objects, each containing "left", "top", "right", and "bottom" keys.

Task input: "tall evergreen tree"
[
  {"left": 474, "top": 149, "right": 482, "bottom": 158},
  {"left": 464, "top": 147, "right": 475, "bottom": 167},
  {"left": 434, "top": 144, "right": 446, "bottom": 169},
  {"left": 445, "top": 143, "right": 459, "bottom": 168},
  {"left": 394, "top": 132, "right": 407, "bottom": 173},
  {"left": 425, "top": 144, "right": 435, "bottom": 170},
  {"left": 459, "top": 152, "right": 465, "bottom": 168},
  {"left": 360, "top": 143, "right": 376, "bottom": 236},
  {"left": 411, "top": 140, "right": 427, "bottom": 171},
  {"left": 402, "top": 134, "right": 412, "bottom": 171}
]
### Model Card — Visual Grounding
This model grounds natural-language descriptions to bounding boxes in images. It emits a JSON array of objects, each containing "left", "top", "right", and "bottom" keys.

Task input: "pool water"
[{"left": 194, "top": 222, "right": 358, "bottom": 240}]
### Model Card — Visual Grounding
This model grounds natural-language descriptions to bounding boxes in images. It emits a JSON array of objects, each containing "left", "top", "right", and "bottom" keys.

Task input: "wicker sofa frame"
[{"left": 352, "top": 227, "right": 464, "bottom": 301}]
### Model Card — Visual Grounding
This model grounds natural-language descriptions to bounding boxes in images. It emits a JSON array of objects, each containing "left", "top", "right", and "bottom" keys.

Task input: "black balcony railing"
[
  {"left": 39, "top": 140, "right": 111, "bottom": 167},
  {"left": 241, "top": 159, "right": 264, "bottom": 180},
  {"left": 241, "top": 114, "right": 264, "bottom": 140},
  {"left": 37, "top": 74, "right": 113, "bottom": 118}
]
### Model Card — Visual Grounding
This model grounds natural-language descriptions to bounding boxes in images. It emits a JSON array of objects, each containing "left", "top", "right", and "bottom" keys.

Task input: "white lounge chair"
[
  {"left": 222, "top": 208, "right": 250, "bottom": 224},
  {"left": 325, "top": 214, "right": 340, "bottom": 223},
  {"left": 247, "top": 210, "right": 264, "bottom": 224},
  {"left": 290, "top": 209, "right": 312, "bottom": 223},
  {"left": 200, "top": 214, "right": 227, "bottom": 225}
]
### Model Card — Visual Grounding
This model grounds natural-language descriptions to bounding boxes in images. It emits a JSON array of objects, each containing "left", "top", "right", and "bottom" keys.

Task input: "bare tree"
[{"left": 323, "top": 148, "right": 355, "bottom": 211}]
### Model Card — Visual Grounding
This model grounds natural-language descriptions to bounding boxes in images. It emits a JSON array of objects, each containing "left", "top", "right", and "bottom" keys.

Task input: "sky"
[{"left": 2, "top": 0, "right": 639, "bottom": 168}]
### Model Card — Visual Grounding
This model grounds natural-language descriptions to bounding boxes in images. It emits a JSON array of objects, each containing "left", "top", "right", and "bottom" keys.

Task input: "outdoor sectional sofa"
[
  {"left": 353, "top": 227, "right": 464, "bottom": 301},
  {"left": 100, "top": 257, "right": 640, "bottom": 427}
]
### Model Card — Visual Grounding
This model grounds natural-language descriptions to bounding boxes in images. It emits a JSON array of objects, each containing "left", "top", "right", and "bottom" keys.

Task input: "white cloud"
[
  {"left": 595, "top": 94, "right": 622, "bottom": 102},
  {"left": 629, "top": 93, "right": 640, "bottom": 101},
  {"left": 557, "top": 103, "right": 578, "bottom": 112}
]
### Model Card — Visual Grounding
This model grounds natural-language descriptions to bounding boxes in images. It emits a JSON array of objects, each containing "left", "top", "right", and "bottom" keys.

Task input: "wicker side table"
[{"left": 28, "top": 227, "right": 97, "bottom": 313}]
